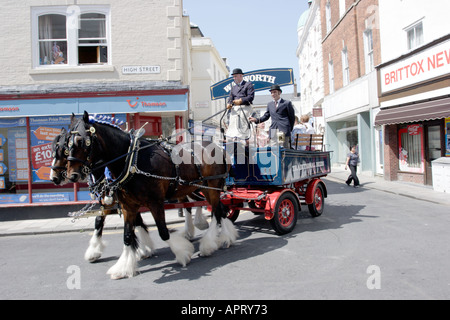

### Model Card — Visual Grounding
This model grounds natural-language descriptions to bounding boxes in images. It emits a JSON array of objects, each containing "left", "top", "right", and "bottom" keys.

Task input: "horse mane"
[{"left": 88, "top": 114, "right": 125, "bottom": 131}]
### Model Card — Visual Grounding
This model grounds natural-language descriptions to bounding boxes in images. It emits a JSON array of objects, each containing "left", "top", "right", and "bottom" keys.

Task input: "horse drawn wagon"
[
  {"left": 219, "top": 143, "right": 330, "bottom": 234},
  {"left": 164, "top": 141, "right": 331, "bottom": 235},
  {"left": 52, "top": 111, "right": 330, "bottom": 278}
]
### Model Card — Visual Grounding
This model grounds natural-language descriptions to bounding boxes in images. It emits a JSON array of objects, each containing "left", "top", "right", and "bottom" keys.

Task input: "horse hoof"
[{"left": 107, "top": 246, "right": 137, "bottom": 279}]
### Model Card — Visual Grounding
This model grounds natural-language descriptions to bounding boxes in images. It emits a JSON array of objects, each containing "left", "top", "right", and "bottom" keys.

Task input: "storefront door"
[{"left": 425, "top": 122, "right": 443, "bottom": 185}]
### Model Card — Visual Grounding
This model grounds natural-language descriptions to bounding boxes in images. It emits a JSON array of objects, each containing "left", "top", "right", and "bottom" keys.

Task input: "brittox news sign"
[{"left": 210, "top": 68, "right": 294, "bottom": 100}]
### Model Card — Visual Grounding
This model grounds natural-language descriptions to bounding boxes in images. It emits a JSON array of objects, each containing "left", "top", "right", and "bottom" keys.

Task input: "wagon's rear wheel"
[
  {"left": 270, "top": 192, "right": 299, "bottom": 235},
  {"left": 308, "top": 184, "right": 324, "bottom": 217}
]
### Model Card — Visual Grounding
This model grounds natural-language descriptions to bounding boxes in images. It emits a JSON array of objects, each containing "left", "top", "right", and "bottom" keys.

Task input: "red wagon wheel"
[
  {"left": 270, "top": 192, "right": 299, "bottom": 235},
  {"left": 308, "top": 183, "right": 324, "bottom": 217}
]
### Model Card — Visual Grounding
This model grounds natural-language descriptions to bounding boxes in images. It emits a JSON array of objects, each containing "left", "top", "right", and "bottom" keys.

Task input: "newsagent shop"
[
  {"left": 0, "top": 88, "right": 188, "bottom": 207},
  {"left": 375, "top": 34, "right": 450, "bottom": 186}
]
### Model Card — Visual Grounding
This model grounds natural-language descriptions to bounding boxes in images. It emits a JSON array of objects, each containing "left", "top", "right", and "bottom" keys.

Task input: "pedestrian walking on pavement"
[{"left": 345, "top": 145, "right": 360, "bottom": 187}]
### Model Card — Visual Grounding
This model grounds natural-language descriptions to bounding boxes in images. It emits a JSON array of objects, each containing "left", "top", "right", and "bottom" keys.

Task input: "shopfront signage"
[
  {"left": 210, "top": 68, "right": 294, "bottom": 100},
  {"left": 122, "top": 65, "right": 161, "bottom": 74},
  {"left": 380, "top": 38, "right": 450, "bottom": 93},
  {"left": 0, "top": 93, "right": 187, "bottom": 117}
]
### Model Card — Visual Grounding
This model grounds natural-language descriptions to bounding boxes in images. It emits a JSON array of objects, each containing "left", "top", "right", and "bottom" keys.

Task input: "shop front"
[
  {"left": 0, "top": 88, "right": 188, "bottom": 207},
  {"left": 375, "top": 34, "right": 450, "bottom": 185}
]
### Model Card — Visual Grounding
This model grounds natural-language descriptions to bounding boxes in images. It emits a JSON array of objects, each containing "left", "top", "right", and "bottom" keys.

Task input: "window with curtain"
[
  {"left": 38, "top": 14, "right": 67, "bottom": 65},
  {"left": 33, "top": 6, "right": 109, "bottom": 68},
  {"left": 406, "top": 22, "right": 423, "bottom": 51},
  {"left": 398, "top": 125, "right": 424, "bottom": 173}
]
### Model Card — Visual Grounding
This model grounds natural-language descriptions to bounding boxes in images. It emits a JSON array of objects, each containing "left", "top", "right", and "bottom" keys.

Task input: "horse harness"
[{"left": 68, "top": 122, "right": 228, "bottom": 205}]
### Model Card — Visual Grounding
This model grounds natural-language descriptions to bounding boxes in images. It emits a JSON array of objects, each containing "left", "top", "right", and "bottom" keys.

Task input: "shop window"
[
  {"left": 398, "top": 124, "right": 424, "bottom": 173},
  {"left": 32, "top": 6, "right": 110, "bottom": 68}
]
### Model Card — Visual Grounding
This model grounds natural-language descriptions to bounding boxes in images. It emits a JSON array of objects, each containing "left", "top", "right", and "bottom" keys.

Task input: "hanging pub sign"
[{"left": 210, "top": 68, "right": 294, "bottom": 100}]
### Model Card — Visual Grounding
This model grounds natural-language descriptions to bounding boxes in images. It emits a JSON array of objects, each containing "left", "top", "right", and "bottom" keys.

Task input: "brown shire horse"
[
  {"left": 50, "top": 126, "right": 154, "bottom": 263},
  {"left": 66, "top": 111, "right": 237, "bottom": 279},
  {"left": 50, "top": 120, "right": 206, "bottom": 266}
]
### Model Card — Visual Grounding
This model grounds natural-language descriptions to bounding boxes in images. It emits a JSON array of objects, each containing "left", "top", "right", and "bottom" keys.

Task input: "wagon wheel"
[
  {"left": 308, "top": 184, "right": 324, "bottom": 217},
  {"left": 270, "top": 192, "right": 299, "bottom": 235},
  {"left": 225, "top": 207, "right": 240, "bottom": 222}
]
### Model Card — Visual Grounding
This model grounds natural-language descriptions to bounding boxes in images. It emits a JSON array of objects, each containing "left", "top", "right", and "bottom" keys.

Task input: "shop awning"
[{"left": 375, "top": 97, "right": 450, "bottom": 126}]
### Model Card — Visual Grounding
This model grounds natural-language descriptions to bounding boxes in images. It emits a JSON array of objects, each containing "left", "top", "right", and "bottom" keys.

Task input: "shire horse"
[
  {"left": 66, "top": 111, "right": 237, "bottom": 279},
  {"left": 50, "top": 126, "right": 155, "bottom": 263},
  {"left": 50, "top": 119, "right": 208, "bottom": 266}
]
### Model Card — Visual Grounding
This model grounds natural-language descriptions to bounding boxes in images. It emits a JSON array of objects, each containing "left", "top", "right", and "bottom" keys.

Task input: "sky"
[{"left": 183, "top": 0, "right": 310, "bottom": 94}]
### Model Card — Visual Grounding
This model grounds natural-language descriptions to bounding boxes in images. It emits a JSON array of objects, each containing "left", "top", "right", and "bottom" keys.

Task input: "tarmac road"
[{"left": 1, "top": 178, "right": 450, "bottom": 301}]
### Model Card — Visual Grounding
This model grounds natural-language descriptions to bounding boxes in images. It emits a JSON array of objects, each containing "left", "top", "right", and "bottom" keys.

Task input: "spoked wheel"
[
  {"left": 270, "top": 192, "right": 299, "bottom": 235},
  {"left": 308, "top": 184, "right": 324, "bottom": 217}
]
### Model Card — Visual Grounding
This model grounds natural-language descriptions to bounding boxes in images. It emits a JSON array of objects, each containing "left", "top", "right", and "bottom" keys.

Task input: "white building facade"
[
  {"left": 296, "top": 0, "right": 325, "bottom": 134},
  {"left": 189, "top": 24, "right": 229, "bottom": 124},
  {"left": 0, "top": 0, "right": 226, "bottom": 206}
]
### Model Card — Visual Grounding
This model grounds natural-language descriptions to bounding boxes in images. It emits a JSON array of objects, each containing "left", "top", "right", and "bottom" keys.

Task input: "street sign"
[{"left": 210, "top": 68, "right": 294, "bottom": 100}]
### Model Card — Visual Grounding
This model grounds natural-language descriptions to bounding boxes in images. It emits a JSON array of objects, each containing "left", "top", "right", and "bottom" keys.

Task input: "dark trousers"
[{"left": 346, "top": 165, "right": 360, "bottom": 186}]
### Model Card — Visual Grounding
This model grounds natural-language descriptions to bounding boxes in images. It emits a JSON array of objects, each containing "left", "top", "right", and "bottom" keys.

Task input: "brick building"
[{"left": 320, "top": 0, "right": 381, "bottom": 173}]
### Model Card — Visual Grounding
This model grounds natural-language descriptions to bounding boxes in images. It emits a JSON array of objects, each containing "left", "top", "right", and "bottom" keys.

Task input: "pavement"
[{"left": 0, "top": 164, "right": 449, "bottom": 237}]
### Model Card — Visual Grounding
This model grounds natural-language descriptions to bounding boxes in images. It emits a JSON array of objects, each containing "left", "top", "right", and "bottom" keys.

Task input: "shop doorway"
[{"left": 425, "top": 122, "right": 443, "bottom": 185}]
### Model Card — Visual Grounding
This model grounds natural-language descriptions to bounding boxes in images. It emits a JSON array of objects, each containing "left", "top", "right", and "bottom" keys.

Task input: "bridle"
[
  {"left": 50, "top": 130, "right": 70, "bottom": 177},
  {"left": 67, "top": 119, "right": 98, "bottom": 176}
]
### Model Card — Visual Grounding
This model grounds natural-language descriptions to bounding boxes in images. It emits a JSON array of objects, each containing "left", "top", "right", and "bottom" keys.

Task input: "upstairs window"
[
  {"left": 339, "top": 0, "right": 346, "bottom": 17},
  {"left": 328, "top": 60, "right": 334, "bottom": 94},
  {"left": 38, "top": 14, "right": 67, "bottom": 65},
  {"left": 342, "top": 47, "right": 350, "bottom": 86},
  {"left": 78, "top": 13, "right": 107, "bottom": 64},
  {"left": 406, "top": 21, "right": 423, "bottom": 51},
  {"left": 363, "top": 29, "right": 374, "bottom": 73},
  {"left": 325, "top": 2, "right": 331, "bottom": 33},
  {"left": 32, "top": 6, "right": 110, "bottom": 68}
]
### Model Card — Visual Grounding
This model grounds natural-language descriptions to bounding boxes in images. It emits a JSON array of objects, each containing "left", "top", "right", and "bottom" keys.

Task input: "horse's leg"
[
  {"left": 193, "top": 206, "right": 209, "bottom": 230},
  {"left": 135, "top": 212, "right": 155, "bottom": 260},
  {"left": 183, "top": 206, "right": 195, "bottom": 240},
  {"left": 216, "top": 201, "right": 238, "bottom": 248},
  {"left": 84, "top": 215, "right": 106, "bottom": 262},
  {"left": 199, "top": 190, "right": 237, "bottom": 256},
  {"left": 107, "top": 207, "right": 138, "bottom": 280},
  {"left": 149, "top": 202, "right": 194, "bottom": 267}
]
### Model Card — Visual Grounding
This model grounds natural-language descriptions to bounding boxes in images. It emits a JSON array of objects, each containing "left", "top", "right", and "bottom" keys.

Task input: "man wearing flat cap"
[
  {"left": 249, "top": 84, "right": 295, "bottom": 148},
  {"left": 225, "top": 68, "right": 255, "bottom": 142}
]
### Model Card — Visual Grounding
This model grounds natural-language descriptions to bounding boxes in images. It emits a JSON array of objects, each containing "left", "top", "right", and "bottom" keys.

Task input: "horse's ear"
[
  {"left": 60, "top": 127, "right": 67, "bottom": 134},
  {"left": 83, "top": 111, "right": 89, "bottom": 123},
  {"left": 70, "top": 113, "right": 76, "bottom": 125}
]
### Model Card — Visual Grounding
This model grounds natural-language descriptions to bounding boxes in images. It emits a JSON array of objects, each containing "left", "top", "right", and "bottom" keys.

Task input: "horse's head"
[
  {"left": 66, "top": 111, "right": 95, "bottom": 183},
  {"left": 50, "top": 127, "right": 70, "bottom": 185}
]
